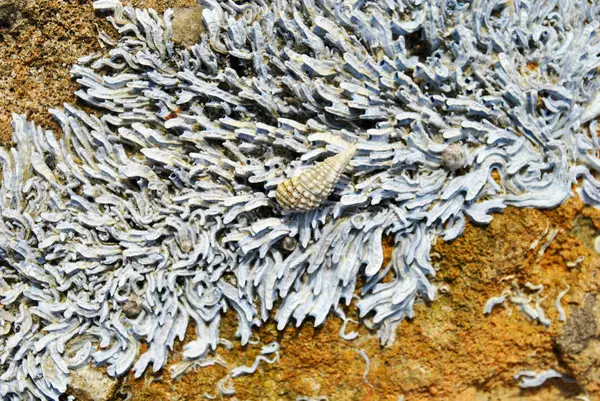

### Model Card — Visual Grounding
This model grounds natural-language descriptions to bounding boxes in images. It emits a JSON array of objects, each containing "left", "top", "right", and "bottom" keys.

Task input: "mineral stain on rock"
[
  {"left": 555, "top": 293, "right": 600, "bottom": 393},
  {"left": 556, "top": 295, "right": 597, "bottom": 355}
]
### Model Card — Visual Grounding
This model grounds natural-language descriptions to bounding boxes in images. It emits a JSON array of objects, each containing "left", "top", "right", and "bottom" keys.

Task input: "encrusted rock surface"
[
  {"left": 1, "top": 1, "right": 600, "bottom": 401},
  {"left": 119, "top": 199, "right": 599, "bottom": 400}
]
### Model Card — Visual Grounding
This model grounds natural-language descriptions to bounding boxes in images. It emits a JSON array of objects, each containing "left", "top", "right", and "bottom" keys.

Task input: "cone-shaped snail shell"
[{"left": 275, "top": 145, "right": 356, "bottom": 212}]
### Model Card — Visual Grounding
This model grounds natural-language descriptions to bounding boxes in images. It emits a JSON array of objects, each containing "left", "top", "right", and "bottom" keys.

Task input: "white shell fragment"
[
  {"left": 514, "top": 369, "right": 574, "bottom": 388},
  {"left": 2, "top": 0, "right": 600, "bottom": 398},
  {"left": 484, "top": 282, "right": 554, "bottom": 327},
  {"left": 275, "top": 146, "right": 356, "bottom": 212}
]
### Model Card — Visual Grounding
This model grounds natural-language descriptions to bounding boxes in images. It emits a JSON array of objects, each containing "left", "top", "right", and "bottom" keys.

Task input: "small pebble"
[
  {"left": 441, "top": 143, "right": 466, "bottom": 171},
  {"left": 594, "top": 235, "right": 600, "bottom": 254},
  {"left": 171, "top": 6, "right": 204, "bottom": 48},
  {"left": 123, "top": 297, "right": 142, "bottom": 318}
]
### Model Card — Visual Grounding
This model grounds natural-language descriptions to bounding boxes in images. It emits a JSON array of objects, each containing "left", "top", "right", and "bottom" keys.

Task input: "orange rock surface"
[{"left": 120, "top": 199, "right": 599, "bottom": 401}]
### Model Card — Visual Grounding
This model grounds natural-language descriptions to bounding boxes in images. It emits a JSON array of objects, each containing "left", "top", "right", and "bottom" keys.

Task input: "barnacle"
[
  {"left": 440, "top": 143, "right": 466, "bottom": 171},
  {"left": 2, "top": 0, "right": 600, "bottom": 399}
]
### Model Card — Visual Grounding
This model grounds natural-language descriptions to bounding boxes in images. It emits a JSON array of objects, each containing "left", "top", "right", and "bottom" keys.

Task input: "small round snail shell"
[
  {"left": 275, "top": 145, "right": 356, "bottom": 212},
  {"left": 281, "top": 236, "right": 298, "bottom": 251}
]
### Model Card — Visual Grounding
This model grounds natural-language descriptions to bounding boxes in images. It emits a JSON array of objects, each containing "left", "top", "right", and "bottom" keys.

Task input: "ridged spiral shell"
[{"left": 275, "top": 146, "right": 356, "bottom": 212}]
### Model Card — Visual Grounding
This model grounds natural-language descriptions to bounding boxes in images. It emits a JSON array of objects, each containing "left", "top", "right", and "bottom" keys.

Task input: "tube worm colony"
[{"left": 2, "top": 0, "right": 600, "bottom": 399}]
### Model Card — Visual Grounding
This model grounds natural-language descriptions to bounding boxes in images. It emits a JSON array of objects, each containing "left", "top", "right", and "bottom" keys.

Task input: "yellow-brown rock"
[{"left": 170, "top": 6, "right": 204, "bottom": 48}]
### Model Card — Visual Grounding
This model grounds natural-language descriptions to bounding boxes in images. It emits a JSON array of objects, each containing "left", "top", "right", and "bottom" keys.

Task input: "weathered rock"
[
  {"left": 554, "top": 293, "right": 600, "bottom": 391},
  {"left": 68, "top": 365, "right": 121, "bottom": 401},
  {"left": 170, "top": 6, "right": 204, "bottom": 48},
  {"left": 556, "top": 294, "right": 598, "bottom": 354}
]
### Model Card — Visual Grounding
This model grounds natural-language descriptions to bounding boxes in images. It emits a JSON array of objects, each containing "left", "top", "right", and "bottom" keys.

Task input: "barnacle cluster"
[{"left": 2, "top": 0, "right": 600, "bottom": 399}]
